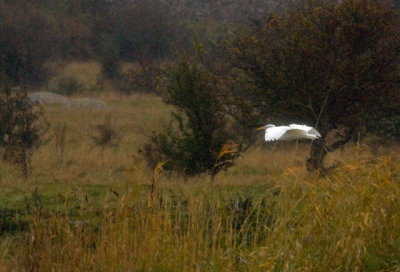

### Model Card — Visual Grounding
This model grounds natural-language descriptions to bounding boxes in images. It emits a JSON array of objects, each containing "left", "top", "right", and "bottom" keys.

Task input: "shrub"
[
  {"left": 123, "top": 63, "right": 161, "bottom": 93},
  {"left": 142, "top": 56, "right": 238, "bottom": 176},
  {"left": 0, "top": 84, "right": 45, "bottom": 178},
  {"left": 91, "top": 114, "right": 120, "bottom": 150},
  {"left": 48, "top": 76, "right": 85, "bottom": 96}
]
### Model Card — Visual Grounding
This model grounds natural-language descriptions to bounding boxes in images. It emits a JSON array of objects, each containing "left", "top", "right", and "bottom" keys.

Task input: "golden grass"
[
  {"left": 4, "top": 156, "right": 400, "bottom": 271},
  {"left": 0, "top": 62, "right": 400, "bottom": 271},
  {"left": 23, "top": 92, "right": 171, "bottom": 187},
  {"left": 60, "top": 61, "right": 102, "bottom": 90},
  {"left": 256, "top": 157, "right": 400, "bottom": 271}
]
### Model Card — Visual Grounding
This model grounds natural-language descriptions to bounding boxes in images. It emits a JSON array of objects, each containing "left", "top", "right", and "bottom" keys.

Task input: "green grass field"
[{"left": 1, "top": 62, "right": 400, "bottom": 271}]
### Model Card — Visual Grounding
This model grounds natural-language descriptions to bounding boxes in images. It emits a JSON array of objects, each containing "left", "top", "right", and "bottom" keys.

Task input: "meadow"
[{"left": 0, "top": 62, "right": 400, "bottom": 271}]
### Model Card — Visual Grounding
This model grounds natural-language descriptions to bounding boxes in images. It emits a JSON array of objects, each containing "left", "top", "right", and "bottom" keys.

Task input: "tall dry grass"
[
  {"left": 0, "top": 62, "right": 399, "bottom": 271},
  {"left": 2, "top": 155, "right": 399, "bottom": 271}
]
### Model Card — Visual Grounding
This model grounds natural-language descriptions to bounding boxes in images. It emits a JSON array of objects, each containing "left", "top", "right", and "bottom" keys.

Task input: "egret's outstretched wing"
[
  {"left": 283, "top": 128, "right": 311, "bottom": 138},
  {"left": 289, "top": 124, "right": 321, "bottom": 138},
  {"left": 309, "top": 128, "right": 321, "bottom": 138},
  {"left": 264, "top": 126, "right": 290, "bottom": 141},
  {"left": 289, "top": 124, "right": 313, "bottom": 131}
]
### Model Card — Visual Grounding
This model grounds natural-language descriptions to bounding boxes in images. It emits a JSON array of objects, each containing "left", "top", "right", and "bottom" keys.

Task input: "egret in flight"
[{"left": 257, "top": 124, "right": 321, "bottom": 142}]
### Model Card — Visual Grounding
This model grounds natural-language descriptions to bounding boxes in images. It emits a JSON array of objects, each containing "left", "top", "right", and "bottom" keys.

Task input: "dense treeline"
[
  {"left": 0, "top": 0, "right": 171, "bottom": 84},
  {"left": 0, "top": 0, "right": 276, "bottom": 85}
]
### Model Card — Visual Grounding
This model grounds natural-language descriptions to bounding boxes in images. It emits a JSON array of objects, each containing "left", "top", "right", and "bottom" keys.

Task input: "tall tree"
[{"left": 226, "top": 0, "right": 400, "bottom": 171}]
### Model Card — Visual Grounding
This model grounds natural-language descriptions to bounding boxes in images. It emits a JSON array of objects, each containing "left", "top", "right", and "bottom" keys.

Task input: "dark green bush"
[{"left": 142, "top": 56, "right": 238, "bottom": 176}]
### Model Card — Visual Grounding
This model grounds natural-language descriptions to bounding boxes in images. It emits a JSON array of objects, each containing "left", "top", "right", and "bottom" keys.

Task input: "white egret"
[{"left": 257, "top": 124, "right": 321, "bottom": 142}]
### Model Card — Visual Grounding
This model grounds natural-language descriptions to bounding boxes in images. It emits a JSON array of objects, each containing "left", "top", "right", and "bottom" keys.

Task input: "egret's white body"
[{"left": 257, "top": 124, "right": 321, "bottom": 142}]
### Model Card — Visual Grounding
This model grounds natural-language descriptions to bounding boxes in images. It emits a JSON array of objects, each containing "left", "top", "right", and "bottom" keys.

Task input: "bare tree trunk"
[
  {"left": 306, "top": 139, "right": 327, "bottom": 172},
  {"left": 307, "top": 125, "right": 352, "bottom": 173}
]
